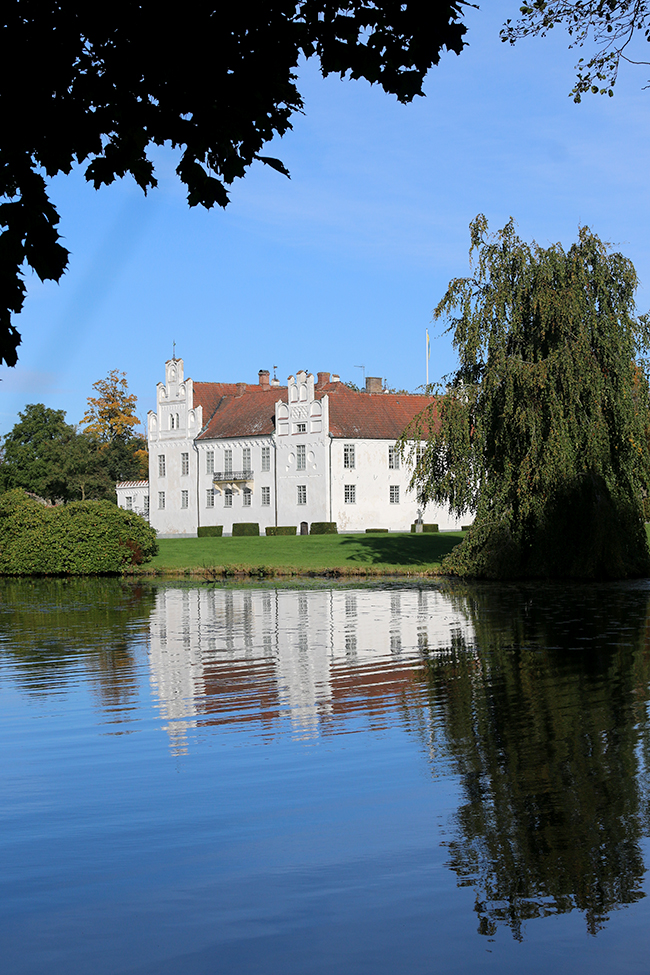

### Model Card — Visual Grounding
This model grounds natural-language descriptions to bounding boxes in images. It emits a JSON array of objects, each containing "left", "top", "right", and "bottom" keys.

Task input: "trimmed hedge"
[
  {"left": 310, "top": 522, "right": 338, "bottom": 535},
  {"left": 232, "top": 522, "right": 260, "bottom": 536},
  {"left": 411, "top": 523, "right": 439, "bottom": 533},
  {"left": 198, "top": 525, "right": 223, "bottom": 537},
  {"left": 366, "top": 528, "right": 388, "bottom": 533},
  {"left": 266, "top": 526, "right": 297, "bottom": 536},
  {"left": 0, "top": 490, "right": 158, "bottom": 575}
]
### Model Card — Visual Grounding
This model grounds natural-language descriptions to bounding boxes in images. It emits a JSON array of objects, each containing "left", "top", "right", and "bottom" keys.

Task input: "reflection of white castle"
[{"left": 147, "top": 587, "right": 475, "bottom": 751}]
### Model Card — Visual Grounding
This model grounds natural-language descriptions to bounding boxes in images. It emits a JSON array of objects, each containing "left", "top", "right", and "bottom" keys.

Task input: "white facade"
[
  {"left": 137, "top": 358, "right": 465, "bottom": 536},
  {"left": 115, "top": 480, "right": 149, "bottom": 519}
]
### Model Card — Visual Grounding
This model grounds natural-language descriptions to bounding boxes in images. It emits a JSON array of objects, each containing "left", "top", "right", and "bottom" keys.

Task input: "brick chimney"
[
  {"left": 317, "top": 371, "right": 330, "bottom": 387},
  {"left": 366, "top": 376, "right": 383, "bottom": 393},
  {"left": 258, "top": 369, "right": 270, "bottom": 388},
  {"left": 236, "top": 382, "right": 247, "bottom": 397}
]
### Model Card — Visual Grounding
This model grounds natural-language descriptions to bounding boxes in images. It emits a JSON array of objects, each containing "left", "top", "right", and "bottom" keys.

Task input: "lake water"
[{"left": 2, "top": 578, "right": 650, "bottom": 974}]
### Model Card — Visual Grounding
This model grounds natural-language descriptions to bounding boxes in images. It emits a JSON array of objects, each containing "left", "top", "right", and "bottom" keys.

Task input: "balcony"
[{"left": 213, "top": 470, "right": 254, "bottom": 492}]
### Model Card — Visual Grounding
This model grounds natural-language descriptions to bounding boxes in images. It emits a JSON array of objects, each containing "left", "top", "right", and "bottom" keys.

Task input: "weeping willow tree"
[{"left": 401, "top": 216, "right": 650, "bottom": 579}]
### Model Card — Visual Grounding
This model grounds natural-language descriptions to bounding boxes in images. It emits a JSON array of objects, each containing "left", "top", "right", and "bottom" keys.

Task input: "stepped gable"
[
  {"left": 324, "top": 383, "right": 436, "bottom": 439},
  {"left": 196, "top": 384, "right": 288, "bottom": 439}
]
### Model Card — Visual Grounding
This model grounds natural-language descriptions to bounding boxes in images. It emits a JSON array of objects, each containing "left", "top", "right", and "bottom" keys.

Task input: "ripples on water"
[{"left": 1, "top": 578, "right": 650, "bottom": 974}]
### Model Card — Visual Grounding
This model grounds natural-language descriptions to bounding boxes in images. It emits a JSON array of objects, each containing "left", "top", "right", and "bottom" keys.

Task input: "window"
[
  {"left": 242, "top": 447, "right": 251, "bottom": 472},
  {"left": 206, "top": 451, "right": 214, "bottom": 475},
  {"left": 181, "top": 452, "right": 189, "bottom": 475},
  {"left": 125, "top": 496, "right": 133, "bottom": 510},
  {"left": 297, "top": 485, "right": 307, "bottom": 505},
  {"left": 181, "top": 490, "right": 189, "bottom": 509},
  {"left": 206, "top": 489, "right": 215, "bottom": 508},
  {"left": 344, "top": 484, "right": 356, "bottom": 504},
  {"left": 390, "top": 485, "right": 400, "bottom": 504},
  {"left": 296, "top": 444, "right": 306, "bottom": 471},
  {"left": 261, "top": 446, "right": 270, "bottom": 472},
  {"left": 176, "top": 413, "right": 180, "bottom": 429},
  {"left": 261, "top": 486, "right": 271, "bottom": 506},
  {"left": 158, "top": 491, "right": 165, "bottom": 509},
  {"left": 170, "top": 414, "right": 175, "bottom": 430},
  {"left": 388, "top": 446, "right": 400, "bottom": 470},
  {"left": 344, "top": 444, "right": 355, "bottom": 469},
  {"left": 144, "top": 496, "right": 149, "bottom": 517},
  {"left": 296, "top": 422, "right": 307, "bottom": 433},
  {"left": 224, "top": 448, "right": 232, "bottom": 475},
  {"left": 224, "top": 489, "right": 232, "bottom": 507},
  {"left": 243, "top": 488, "right": 252, "bottom": 507},
  {"left": 158, "top": 454, "right": 166, "bottom": 477}
]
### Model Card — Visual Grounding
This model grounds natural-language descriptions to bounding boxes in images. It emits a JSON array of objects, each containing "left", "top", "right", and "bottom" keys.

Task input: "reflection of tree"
[
  {"left": 417, "top": 583, "right": 650, "bottom": 939},
  {"left": 0, "top": 579, "right": 155, "bottom": 706}
]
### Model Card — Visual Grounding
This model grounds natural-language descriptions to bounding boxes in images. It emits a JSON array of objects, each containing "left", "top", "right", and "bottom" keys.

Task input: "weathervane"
[{"left": 172, "top": 340, "right": 176, "bottom": 360}]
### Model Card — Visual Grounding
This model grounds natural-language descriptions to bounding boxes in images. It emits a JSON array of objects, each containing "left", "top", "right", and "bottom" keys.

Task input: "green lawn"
[{"left": 139, "top": 531, "right": 466, "bottom": 576}]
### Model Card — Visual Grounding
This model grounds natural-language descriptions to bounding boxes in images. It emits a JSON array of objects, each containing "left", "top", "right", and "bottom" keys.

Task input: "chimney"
[
  {"left": 317, "top": 371, "right": 330, "bottom": 387},
  {"left": 366, "top": 376, "right": 383, "bottom": 393},
  {"left": 236, "top": 382, "right": 247, "bottom": 397},
  {"left": 270, "top": 376, "right": 281, "bottom": 387},
  {"left": 258, "top": 369, "right": 270, "bottom": 388},
  {"left": 331, "top": 374, "right": 340, "bottom": 383}
]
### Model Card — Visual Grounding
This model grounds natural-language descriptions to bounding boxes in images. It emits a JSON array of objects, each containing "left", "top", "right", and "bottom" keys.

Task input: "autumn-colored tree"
[{"left": 82, "top": 370, "right": 141, "bottom": 442}]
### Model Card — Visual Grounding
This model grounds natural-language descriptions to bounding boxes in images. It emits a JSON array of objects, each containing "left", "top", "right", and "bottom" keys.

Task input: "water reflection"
[
  {"left": 418, "top": 582, "right": 650, "bottom": 939},
  {"left": 148, "top": 584, "right": 473, "bottom": 750}
]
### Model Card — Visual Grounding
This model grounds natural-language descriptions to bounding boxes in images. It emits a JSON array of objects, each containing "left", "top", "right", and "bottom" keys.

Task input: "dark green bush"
[
  {"left": 266, "top": 526, "right": 297, "bottom": 536},
  {"left": 0, "top": 490, "right": 158, "bottom": 575},
  {"left": 310, "top": 522, "right": 338, "bottom": 535},
  {"left": 198, "top": 525, "right": 223, "bottom": 537},
  {"left": 366, "top": 528, "right": 388, "bottom": 533},
  {"left": 410, "top": 523, "right": 439, "bottom": 533},
  {"left": 232, "top": 522, "right": 260, "bottom": 536}
]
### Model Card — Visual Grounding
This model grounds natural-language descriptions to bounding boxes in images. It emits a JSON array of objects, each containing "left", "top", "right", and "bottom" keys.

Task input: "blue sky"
[{"left": 2, "top": 1, "right": 650, "bottom": 435}]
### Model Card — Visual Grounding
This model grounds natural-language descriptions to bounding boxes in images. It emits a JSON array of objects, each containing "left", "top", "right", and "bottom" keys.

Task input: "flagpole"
[{"left": 426, "top": 329, "right": 429, "bottom": 388}]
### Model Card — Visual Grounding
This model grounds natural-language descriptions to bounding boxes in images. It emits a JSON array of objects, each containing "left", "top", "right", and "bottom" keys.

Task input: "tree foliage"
[
  {"left": 0, "top": 1, "right": 469, "bottom": 367},
  {"left": 82, "top": 369, "right": 141, "bottom": 442},
  {"left": 501, "top": 0, "right": 650, "bottom": 101},
  {"left": 401, "top": 215, "right": 650, "bottom": 579}
]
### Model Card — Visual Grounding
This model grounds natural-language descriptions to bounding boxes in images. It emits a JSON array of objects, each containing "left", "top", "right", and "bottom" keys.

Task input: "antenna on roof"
[{"left": 354, "top": 364, "right": 366, "bottom": 385}]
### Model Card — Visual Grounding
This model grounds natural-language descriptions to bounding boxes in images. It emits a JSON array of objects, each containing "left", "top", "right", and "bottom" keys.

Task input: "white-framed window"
[
  {"left": 390, "top": 485, "right": 400, "bottom": 504},
  {"left": 297, "top": 444, "right": 306, "bottom": 471},
  {"left": 261, "top": 446, "right": 271, "bottom": 472},
  {"left": 344, "top": 484, "right": 356, "bottom": 504},
  {"left": 242, "top": 447, "right": 251, "bottom": 472},
  {"left": 125, "top": 496, "right": 133, "bottom": 510},
  {"left": 144, "top": 496, "right": 149, "bottom": 517},
  {"left": 181, "top": 452, "right": 189, "bottom": 476},
  {"left": 243, "top": 488, "right": 252, "bottom": 507},
  {"left": 158, "top": 454, "right": 166, "bottom": 477},
  {"left": 206, "top": 489, "right": 215, "bottom": 508},
  {"left": 296, "top": 422, "right": 306, "bottom": 433},
  {"left": 224, "top": 489, "right": 232, "bottom": 507},
  {"left": 176, "top": 414, "right": 180, "bottom": 428},
  {"left": 388, "top": 446, "right": 400, "bottom": 470},
  {"left": 261, "top": 486, "right": 270, "bottom": 506},
  {"left": 344, "top": 444, "right": 355, "bottom": 469},
  {"left": 170, "top": 414, "right": 175, "bottom": 430},
  {"left": 297, "top": 485, "right": 307, "bottom": 505},
  {"left": 206, "top": 451, "right": 214, "bottom": 475},
  {"left": 181, "top": 490, "right": 189, "bottom": 509},
  {"left": 224, "top": 448, "right": 232, "bottom": 475},
  {"left": 158, "top": 491, "right": 165, "bottom": 509}
]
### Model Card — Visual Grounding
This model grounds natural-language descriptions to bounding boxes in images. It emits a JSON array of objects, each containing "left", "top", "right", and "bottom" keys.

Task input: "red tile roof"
[{"left": 193, "top": 380, "right": 436, "bottom": 440}]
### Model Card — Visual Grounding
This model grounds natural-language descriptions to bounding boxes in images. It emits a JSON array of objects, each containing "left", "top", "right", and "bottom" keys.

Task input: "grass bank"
[{"left": 133, "top": 531, "right": 466, "bottom": 578}]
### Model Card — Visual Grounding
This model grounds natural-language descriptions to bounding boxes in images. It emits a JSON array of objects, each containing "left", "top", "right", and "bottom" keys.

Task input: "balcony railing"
[{"left": 213, "top": 470, "right": 253, "bottom": 481}]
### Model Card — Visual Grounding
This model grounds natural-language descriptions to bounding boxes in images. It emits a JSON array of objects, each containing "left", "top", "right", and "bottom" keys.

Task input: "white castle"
[{"left": 116, "top": 358, "right": 464, "bottom": 536}]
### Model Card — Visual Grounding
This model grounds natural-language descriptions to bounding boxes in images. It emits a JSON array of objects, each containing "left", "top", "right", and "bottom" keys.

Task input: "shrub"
[
  {"left": 366, "top": 528, "right": 388, "bottom": 533},
  {"left": 232, "top": 522, "right": 260, "bottom": 536},
  {"left": 266, "top": 526, "right": 297, "bottom": 536},
  {"left": 310, "top": 522, "right": 338, "bottom": 534},
  {"left": 198, "top": 526, "right": 223, "bottom": 537},
  {"left": 411, "top": 523, "right": 439, "bottom": 533},
  {"left": 0, "top": 490, "right": 158, "bottom": 575}
]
